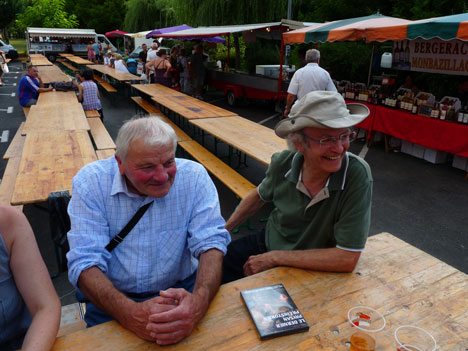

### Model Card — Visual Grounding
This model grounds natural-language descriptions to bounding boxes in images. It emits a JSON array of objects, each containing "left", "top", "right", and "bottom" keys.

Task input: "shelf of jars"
[{"left": 339, "top": 82, "right": 468, "bottom": 173}]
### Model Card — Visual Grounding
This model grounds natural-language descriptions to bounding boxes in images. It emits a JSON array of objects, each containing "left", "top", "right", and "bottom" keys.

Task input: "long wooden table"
[
  {"left": 190, "top": 116, "right": 286, "bottom": 165},
  {"left": 37, "top": 65, "right": 71, "bottom": 84},
  {"left": 66, "top": 56, "right": 95, "bottom": 66},
  {"left": 92, "top": 65, "right": 144, "bottom": 82},
  {"left": 51, "top": 233, "right": 468, "bottom": 350},
  {"left": 11, "top": 130, "right": 97, "bottom": 205},
  {"left": 37, "top": 91, "right": 78, "bottom": 105},
  {"left": 131, "top": 83, "right": 186, "bottom": 97},
  {"left": 152, "top": 94, "right": 238, "bottom": 119},
  {"left": 22, "top": 103, "right": 90, "bottom": 135},
  {"left": 30, "top": 54, "right": 53, "bottom": 66}
]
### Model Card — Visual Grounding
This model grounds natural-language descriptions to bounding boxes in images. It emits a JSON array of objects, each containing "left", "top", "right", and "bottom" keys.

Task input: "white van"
[{"left": 26, "top": 27, "right": 118, "bottom": 62}]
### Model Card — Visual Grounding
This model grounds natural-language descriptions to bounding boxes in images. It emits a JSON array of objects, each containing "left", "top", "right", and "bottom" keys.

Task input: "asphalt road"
[{"left": 1, "top": 61, "right": 467, "bottom": 306}]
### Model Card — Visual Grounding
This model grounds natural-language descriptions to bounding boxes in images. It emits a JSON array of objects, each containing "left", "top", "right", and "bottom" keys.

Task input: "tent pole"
[
  {"left": 367, "top": 43, "right": 375, "bottom": 86},
  {"left": 227, "top": 34, "right": 231, "bottom": 70},
  {"left": 278, "top": 26, "right": 285, "bottom": 98}
]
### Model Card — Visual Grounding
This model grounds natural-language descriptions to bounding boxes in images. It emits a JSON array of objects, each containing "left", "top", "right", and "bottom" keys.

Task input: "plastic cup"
[
  {"left": 394, "top": 325, "right": 437, "bottom": 351},
  {"left": 347, "top": 306, "right": 386, "bottom": 351}
]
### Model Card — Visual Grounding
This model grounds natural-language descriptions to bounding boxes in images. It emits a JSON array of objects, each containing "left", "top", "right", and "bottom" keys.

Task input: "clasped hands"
[{"left": 123, "top": 288, "right": 204, "bottom": 345}]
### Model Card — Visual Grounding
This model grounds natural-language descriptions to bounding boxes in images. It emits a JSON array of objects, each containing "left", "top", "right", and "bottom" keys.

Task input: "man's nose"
[{"left": 151, "top": 167, "right": 169, "bottom": 183}]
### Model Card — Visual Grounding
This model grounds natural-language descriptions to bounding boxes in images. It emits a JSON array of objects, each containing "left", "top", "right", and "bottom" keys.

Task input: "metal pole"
[
  {"left": 287, "top": 0, "right": 292, "bottom": 19},
  {"left": 278, "top": 27, "right": 285, "bottom": 99},
  {"left": 227, "top": 34, "right": 230, "bottom": 70},
  {"left": 367, "top": 43, "right": 375, "bottom": 86}
]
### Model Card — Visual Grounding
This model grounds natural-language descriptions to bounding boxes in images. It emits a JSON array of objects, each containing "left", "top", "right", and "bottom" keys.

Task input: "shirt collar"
[
  {"left": 285, "top": 151, "right": 350, "bottom": 191},
  {"left": 110, "top": 160, "right": 143, "bottom": 199}
]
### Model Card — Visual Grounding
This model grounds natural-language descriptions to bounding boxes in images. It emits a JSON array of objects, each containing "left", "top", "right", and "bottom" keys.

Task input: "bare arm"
[
  {"left": 78, "top": 267, "right": 175, "bottom": 341},
  {"left": 77, "top": 84, "right": 83, "bottom": 102},
  {"left": 0, "top": 206, "right": 60, "bottom": 351},
  {"left": 283, "top": 93, "right": 296, "bottom": 118},
  {"left": 225, "top": 187, "right": 265, "bottom": 232},
  {"left": 243, "top": 247, "right": 361, "bottom": 276},
  {"left": 147, "top": 248, "right": 224, "bottom": 345}
]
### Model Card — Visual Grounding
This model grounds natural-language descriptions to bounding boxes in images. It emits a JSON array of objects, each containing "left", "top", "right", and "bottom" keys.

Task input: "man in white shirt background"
[{"left": 284, "top": 49, "right": 337, "bottom": 118}]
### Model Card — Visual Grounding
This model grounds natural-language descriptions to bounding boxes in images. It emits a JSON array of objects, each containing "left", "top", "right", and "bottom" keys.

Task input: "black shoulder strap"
[{"left": 105, "top": 201, "right": 154, "bottom": 252}]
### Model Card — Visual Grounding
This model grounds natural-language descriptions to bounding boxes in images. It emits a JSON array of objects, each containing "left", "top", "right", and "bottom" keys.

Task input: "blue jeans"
[{"left": 76, "top": 271, "right": 197, "bottom": 327}]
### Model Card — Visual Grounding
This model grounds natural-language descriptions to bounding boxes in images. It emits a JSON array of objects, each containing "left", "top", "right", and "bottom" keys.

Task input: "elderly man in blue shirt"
[{"left": 67, "top": 117, "right": 230, "bottom": 345}]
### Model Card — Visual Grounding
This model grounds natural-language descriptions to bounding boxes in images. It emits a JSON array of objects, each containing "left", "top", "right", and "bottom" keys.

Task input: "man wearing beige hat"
[{"left": 223, "top": 91, "right": 372, "bottom": 283}]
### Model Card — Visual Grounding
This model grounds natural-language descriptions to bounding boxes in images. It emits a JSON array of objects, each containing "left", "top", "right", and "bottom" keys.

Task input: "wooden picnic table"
[
  {"left": 51, "top": 232, "right": 468, "bottom": 350},
  {"left": 22, "top": 103, "right": 89, "bottom": 135},
  {"left": 59, "top": 53, "right": 75, "bottom": 57},
  {"left": 189, "top": 116, "right": 286, "bottom": 165},
  {"left": 131, "top": 83, "right": 185, "bottom": 97},
  {"left": 92, "top": 65, "right": 144, "bottom": 82},
  {"left": 66, "top": 56, "right": 95, "bottom": 65},
  {"left": 37, "top": 90, "right": 77, "bottom": 105},
  {"left": 37, "top": 65, "right": 71, "bottom": 84},
  {"left": 152, "top": 94, "right": 237, "bottom": 119},
  {"left": 11, "top": 130, "right": 97, "bottom": 205},
  {"left": 30, "top": 54, "right": 53, "bottom": 66}
]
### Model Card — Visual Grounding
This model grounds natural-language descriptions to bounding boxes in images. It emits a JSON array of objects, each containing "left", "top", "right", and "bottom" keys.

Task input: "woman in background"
[
  {"left": 73, "top": 68, "right": 104, "bottom": 120},
  {"left": 0, "top": 205, "right": 61, "bottom": 350},
  {"left": 113, "top": 53, "right": 129, "bottom": 73},
  {"left": 146, "top": 48, "right": 172, "bottom": 87}
]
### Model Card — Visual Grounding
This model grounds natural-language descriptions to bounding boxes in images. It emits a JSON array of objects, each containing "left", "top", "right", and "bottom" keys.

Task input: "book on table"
[{"left": 241, "top": 283, "right": 309, "bottom": 340}]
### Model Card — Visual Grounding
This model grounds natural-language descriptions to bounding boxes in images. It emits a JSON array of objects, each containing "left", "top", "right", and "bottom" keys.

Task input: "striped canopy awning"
[
  {"left": 364, "top": 13, "right": 468, "bottom": 42},
  {"left": 283, "top": 14, "right": 412, "bottom": 44}
]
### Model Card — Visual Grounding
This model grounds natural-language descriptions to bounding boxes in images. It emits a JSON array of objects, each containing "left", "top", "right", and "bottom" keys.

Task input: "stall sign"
[{"left": 392, "top": 38, "right": 468, "bottom": 76}]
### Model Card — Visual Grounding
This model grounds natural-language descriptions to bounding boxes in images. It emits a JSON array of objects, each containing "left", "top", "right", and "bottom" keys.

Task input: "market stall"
[
  {"left": 156, "top": 21, "right": 315, "bottom": 106},
  {"left": 283, "top": 13, "right": 468, "bottom": 171}
]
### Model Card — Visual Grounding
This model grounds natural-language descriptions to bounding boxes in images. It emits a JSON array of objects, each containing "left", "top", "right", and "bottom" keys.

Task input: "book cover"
[{"left": 241, "top": 283, "right": 309, "bottom": 340}]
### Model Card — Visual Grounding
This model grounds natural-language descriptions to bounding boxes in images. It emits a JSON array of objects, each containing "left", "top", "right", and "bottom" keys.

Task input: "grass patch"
[{"left": 9, "top": 38, "right": 27, "bottom": 55}]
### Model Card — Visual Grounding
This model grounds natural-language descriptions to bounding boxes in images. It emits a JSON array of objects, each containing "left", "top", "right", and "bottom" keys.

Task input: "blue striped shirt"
[{"left": 67, "top": 156, "right": 230, "bottom": 293}]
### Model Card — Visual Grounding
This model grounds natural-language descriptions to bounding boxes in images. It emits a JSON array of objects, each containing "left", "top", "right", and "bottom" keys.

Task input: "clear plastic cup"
[
  {"left": 394, "top": 325, "right": 437, "bottom": 351},
  {"left": 347, "top": 306, "right": 386, "bottom": 351}
]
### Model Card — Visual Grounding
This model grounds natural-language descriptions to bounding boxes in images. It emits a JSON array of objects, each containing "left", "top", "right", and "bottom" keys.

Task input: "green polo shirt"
[{"left": 258, "top": 150, "right": 372, "bottom": 251}]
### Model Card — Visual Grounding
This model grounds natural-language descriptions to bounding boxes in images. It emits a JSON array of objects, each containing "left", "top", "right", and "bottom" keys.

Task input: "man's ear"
[{"left": 115, "top": 155, "right": 125, "bottom": 175}]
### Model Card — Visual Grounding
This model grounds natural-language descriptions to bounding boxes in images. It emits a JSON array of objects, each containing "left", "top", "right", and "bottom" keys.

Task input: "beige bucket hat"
[{"left": 275, "top": 91, "right": 370, "bottom": 138}]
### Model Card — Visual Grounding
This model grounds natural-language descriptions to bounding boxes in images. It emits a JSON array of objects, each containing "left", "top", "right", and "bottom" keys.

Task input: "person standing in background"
[{"left": 284, "top": 49, "right": 337, "bottom": 118}]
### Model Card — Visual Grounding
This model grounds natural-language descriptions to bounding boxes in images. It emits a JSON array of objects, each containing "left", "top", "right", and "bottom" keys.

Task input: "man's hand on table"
[
  {"left": 146, "top": 288, "right": 208, "bottom": 345},
  {"left": 243, "top": 252, "right": 276, "bottom": 276},
  {"left": 119, "top": 296, "right": 178, "bottom": 341}
]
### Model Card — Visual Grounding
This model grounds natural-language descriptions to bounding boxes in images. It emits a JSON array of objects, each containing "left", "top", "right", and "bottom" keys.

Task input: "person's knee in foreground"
[
  {"left": 0, "top": 205, "right": 61, "bottom": 351},
  {"left": 223, "top": 91, "right": 373, "bottom": 283},
  {"left": 67, "top": 116, "right": 230, "bottom": 345}
]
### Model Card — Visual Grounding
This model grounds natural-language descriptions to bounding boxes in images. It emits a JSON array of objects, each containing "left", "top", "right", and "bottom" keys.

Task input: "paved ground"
[{"left": 1, "top": 61, "right": 467, "bottom": 307}]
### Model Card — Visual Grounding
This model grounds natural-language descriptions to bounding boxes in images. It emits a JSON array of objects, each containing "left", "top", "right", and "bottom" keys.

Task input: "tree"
[
  {"left": 15, "top": 0, "right": 78, "bottom": 33},
  {"left": 123, "top": 0, "right": 175, "bottom": 33},
  {"left": 64, "top": 0, "right": 126, "bottom": 34},
  {"left": 0, "top": 0, "right": 25, "bottom": 42}
]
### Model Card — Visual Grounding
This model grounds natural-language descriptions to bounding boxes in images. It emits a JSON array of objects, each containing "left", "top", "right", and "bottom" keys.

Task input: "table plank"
[
  {"left": 66, "top": 56, "right": 95, "bottom": 65},
  {"left": 131, "top": 83, "right": 185, "bottom": 97},
  {"left": 3, "top": 122, "right": 25, "bottom": 160},
  {"left": 30, "top": 55, "right": 53, "bottom": 66},
  {"left": 22, "top": 103, "right": 90, "bottom": 134},
  {"left": 11, "top": 130, "right": 97, "bottom": 205},
  {"left": 51, "top": 233, "right": 468, "bottom": 350},
  {"left": 37, "top": 65, "right": 71, "bottom": 84},
  {"left": 92, "top": 65, "right": 144, "bottom": 82},
  {"left": 152, "top": 95, "right": 238, "bottom": 119},
  {"left": 190, "top": 116, "right": 287, "bottom": 165},
  {"left": 37, "top": 91, "right": 78, "bottom": 105}
]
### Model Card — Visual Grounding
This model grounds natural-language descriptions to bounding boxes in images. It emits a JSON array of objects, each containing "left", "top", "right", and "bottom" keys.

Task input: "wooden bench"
[
  {"left": 87, "top": 117, "right": 116, "bottom": 150},
  {"left": 22, "top": 107, "right": 30, "bottom": 118},
  {"left": 93, "top": 75, "right": 117, "bottom": 93},
  {"left": 0, "top": 157, "right": 23, "bottom": 211},
  {"left": 57, "top": 303, "right": 86, "bottom": 338},
  {"left": 158, "top": 116, "right": 192, "bottom": 142},
  {"left": 178, "top": 140, "right": 256, "bottom": 200},
  {"left": 96, "top": 148, "right": 115, "bottom": 160},
  {"left": 59, "top": 61, "right": 79, "bottom": 72},
  {"left": 3, "top": 123, "right": 25, "bottom": 160},
  {"left": 84, "top": 110, "right": 100, "bottom": 118},
  {"left": 131, "top": 96, "right": 163, "bottom": 115}
]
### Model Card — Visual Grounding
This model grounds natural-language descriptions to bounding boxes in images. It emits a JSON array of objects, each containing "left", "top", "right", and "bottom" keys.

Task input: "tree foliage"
[
  {"left": 64, "top": 0, "right": 125, "bottom": 34},
  {"left": 124, "top": 0, "right": 175, "bottom": 32},
  {"left": 0, "top": 0, "right": 24, "bottom": 41},
  {"left": 15, "top": 0, "right": 78, "bottom": 33}
]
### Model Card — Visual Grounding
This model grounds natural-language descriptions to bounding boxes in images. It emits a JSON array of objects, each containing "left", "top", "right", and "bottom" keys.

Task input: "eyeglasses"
[{"left": 302, "top": 131, "right": 356, "bottom": 148}]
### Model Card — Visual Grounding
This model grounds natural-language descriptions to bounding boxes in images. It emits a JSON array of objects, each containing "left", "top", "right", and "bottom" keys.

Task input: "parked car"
[{"left": 0, "top": 39, "right": 18, "bottom": 59}]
